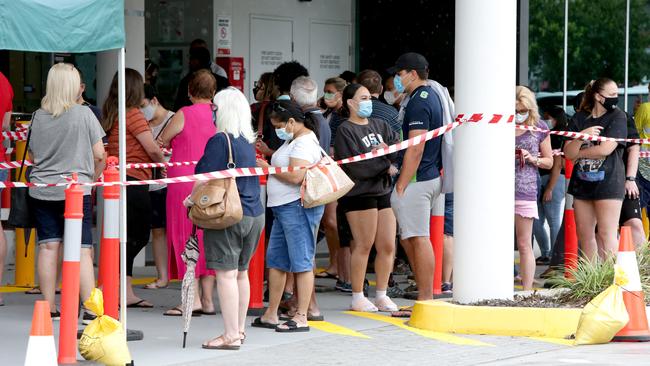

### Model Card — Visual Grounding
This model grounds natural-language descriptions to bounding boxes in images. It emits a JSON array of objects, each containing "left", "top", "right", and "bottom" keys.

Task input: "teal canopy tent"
[
  {"left": 0, "top": 0, "right": 124, "bottom": 53},
  {"left": 0, "top": 0, "right": 130, "bottom": 333}
]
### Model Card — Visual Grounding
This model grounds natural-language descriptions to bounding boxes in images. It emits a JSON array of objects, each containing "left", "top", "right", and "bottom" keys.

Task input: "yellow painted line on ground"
[
  {"left": 1, "top": 277, "right": 178, "bottom": 292},
  {"left": 526, "top": 336, "right": 575, "bottom": 346},
  {"left": 344, "top": 311, "right": 493, "bottom": 346},
  {"left": 308, "top": 321, "right": 371, "bottom": 339},
  {"left": 0, "top": 285, "right": 31, "bottom": 293}
]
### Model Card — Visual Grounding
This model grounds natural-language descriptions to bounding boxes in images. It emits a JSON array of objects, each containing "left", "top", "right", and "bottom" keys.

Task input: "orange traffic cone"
[
  {"left": 24, "top": 300, "right": 57, "bottom": 365},
  {"left": 612, "top": 226, "right": 650, "bottom": 342}
]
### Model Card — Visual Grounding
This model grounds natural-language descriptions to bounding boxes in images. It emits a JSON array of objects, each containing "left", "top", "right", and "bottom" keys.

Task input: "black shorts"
[
  {"left": 337, "top": 193, "right": 392, "bottom": 214},
  {"left": 149, "top": 188, "right": 167, "bottom": 229},
  {"left": 336, "top": 203, "right": 352, "bottom": 248},
  {"left": 620, "top": 196, "right": 642, "bottom": 226}
]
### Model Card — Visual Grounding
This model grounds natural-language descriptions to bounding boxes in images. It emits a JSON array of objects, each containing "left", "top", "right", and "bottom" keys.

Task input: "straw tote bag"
[
  {"left": 189, "top": 132, "right": 243, "bottom": 229},
  {"left": 301, "top": 147, "right": 354, "bottom": 208}
]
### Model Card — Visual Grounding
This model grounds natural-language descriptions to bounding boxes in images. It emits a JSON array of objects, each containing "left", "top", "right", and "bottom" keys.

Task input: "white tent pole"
[
  {"left": 117, "top": 47, "right": 128, "bottom": 332},
  {"left": 624, "top": 0, "right": 630, "bottom": 112},
  {"left": 563, "top": 0, "right": 568, "bottom": 111}
]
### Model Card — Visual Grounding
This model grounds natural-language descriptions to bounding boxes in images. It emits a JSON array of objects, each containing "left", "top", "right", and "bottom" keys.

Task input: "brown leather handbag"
[{"left": 189, "top": 132, "right": 243, "bottom": 229}]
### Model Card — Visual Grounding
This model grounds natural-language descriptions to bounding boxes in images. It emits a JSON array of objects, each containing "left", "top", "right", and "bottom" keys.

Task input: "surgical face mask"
[
  {"left": 599, "top": 94, "right": 619, "bottom": 111},
  {"left": 323, "top": 92, "right": 336, "bottom": 101},
  {"left": 140, "top": 103, "right": 156, "bottom": 121},
  {"left": 356, "top": 100, "right": 373, "bottom": 118},
  {"left": 275, "top": 127, "right": 293, "bottom": 140},
  {"left": 545, "top": 118, "right": 555, "bottom": 129},
  {"left": 515, "top": 112, "right": 529, "bottom": 124},
  {"left": 394, "top": 73, "right": 413, "bottom": 94},
  {"left": 384, "top": 90, "right": 398, "bottom": 105},
  {"left": 277, "top": 94, "right": 291, "bottom": 101}
]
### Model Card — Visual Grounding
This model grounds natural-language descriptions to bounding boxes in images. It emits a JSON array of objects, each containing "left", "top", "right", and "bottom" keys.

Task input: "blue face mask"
[
  {"left": 277, "top": 95, "right": 291, "bottom": 101},
  {"left": 394, "top": 75, "right": 405, "bottom": 93},
  {"left": 357, "top": 100, "right": 373, "bottom": 118},
  {"left": 275, "top": 127, "right": 293, "bottom": 141}
]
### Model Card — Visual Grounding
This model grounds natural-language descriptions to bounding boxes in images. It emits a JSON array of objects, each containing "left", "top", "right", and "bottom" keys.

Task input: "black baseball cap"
[{"left": 387, "top": 52, "right": 429, "bottom": 75}]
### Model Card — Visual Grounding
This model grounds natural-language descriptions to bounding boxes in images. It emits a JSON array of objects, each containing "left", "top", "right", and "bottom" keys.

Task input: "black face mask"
[
  {"left": 599, "top": 94, "right": 619, "bottom": 111},
  {"left": 253, "top": 87, "right": 260, "bottom": 97}
]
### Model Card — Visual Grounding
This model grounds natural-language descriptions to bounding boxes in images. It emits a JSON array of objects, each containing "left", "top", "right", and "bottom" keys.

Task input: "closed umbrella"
[{"left": 181, "top": 226, "right": 200, "bottom": 348}]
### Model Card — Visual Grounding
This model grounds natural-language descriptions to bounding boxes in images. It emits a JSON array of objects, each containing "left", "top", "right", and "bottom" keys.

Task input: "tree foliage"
[{"left": 529, "top": 0, "right": 650, "bottom": 91}]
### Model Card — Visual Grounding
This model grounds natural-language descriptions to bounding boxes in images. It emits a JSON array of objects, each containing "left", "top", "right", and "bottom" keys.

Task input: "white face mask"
[
  {"left": 515, "top": 112, "right": 529, "bottom": 124},
  {"left": 140, "top": 103, "right": 157, "bottom": 121},
  {"left": 384, "top": 90, "right": 398, "bottom": 105}
]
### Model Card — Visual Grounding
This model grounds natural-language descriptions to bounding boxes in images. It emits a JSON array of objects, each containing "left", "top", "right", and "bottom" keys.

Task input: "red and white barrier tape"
[
  {"left": 0, "top": 160, "right": 199, "bottom": 170},
  {"left": 551, "top": 149, "right": 650, "bottom": 158},
  {"left": 0, "top": 112, "right": 496, "bottom": 188},
  {"left": 516, "top": 124, "right": 650, "bottom": 144}
]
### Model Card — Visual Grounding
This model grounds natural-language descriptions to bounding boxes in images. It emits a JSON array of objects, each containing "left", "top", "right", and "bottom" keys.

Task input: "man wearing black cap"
[{"left": 388, "top": 52, "right": 444, "bottom": 301}]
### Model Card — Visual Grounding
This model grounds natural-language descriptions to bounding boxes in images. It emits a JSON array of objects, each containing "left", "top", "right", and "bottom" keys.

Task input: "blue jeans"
[
  {"left": 267, "top": 200, "right": 325, "bottom": 273},
  {"left": 533, "top": 174, "right": 565, "bottom": 257}
]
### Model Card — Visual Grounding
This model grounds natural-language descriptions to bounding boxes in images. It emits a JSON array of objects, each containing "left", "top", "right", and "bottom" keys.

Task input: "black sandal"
[
  {"left": 275, "top": 319, "right": 309, "bottom": 333},
  {"left": 251, "top": 317, "right": 278, "bottom": 329}
]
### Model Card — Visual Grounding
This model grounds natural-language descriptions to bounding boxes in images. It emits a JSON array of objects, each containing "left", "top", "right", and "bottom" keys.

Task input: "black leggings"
[{"left": 126, "top": 177, "right": 152, "bottom": 276}]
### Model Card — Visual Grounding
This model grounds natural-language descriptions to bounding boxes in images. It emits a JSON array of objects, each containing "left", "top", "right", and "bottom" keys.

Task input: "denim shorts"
[
  {"left": 443, "top": 192, "right": 453, "bottom": 236},
  {"left": 267, "top": 200, "right": 325, "bottom": 273},
  {"left": 31, "top": 195, "right": 94, "bottom": 248}
]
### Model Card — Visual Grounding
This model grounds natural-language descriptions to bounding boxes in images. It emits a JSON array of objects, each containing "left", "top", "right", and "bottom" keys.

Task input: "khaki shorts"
[
  {"left": 391, "top": 178, "right": 441, "bottom": 240},
  {"left": 203, "top": 214, "right": 265, "bottom": 271}
]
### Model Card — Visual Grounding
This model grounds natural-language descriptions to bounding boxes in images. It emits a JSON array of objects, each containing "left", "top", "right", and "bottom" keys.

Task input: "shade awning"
[{"left": 0, "top": 0, "right": 124, "bottom": 53}]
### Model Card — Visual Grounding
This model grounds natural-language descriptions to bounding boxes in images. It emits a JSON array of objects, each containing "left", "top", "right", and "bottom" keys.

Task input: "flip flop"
[
  {"left": 279, "top": 313, "right": 324, "bottom": 321},
  {"left": 275, "top": 319, "right": 309, "bottom": 333},
  {"left": 251, "top": 317, "right": 278, "bottom": 329},
  {"left": 163, "top": 306, "right": 202, "bottom": 317},
  {"left": 143, "top": 281, "right": 168, "bottom": 289},
  {"left": 197, "top": 310, "right": 217, "bottom": 315},
  {"left": 390, "top": 309, "right": 412, "bottom": 318},
  {"left": 126, "top": 299, "right": 154, "bottom": 308},
  {"left": 25, "top": 288, "right": 61, "bottom": 295},
  {"left": 315, "top": 271, "right": 338, "bottom": 280},
  {"left": 201, "top": 335, "right": 241, "bottom": 350}
]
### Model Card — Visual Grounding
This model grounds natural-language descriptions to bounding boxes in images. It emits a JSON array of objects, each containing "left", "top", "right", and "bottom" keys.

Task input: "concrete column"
[
  {"left": 96, "top": 0, "right": 145, "bottom": 107},
  {"left": 453, "top": 0, "right": 517, "bottom": 303}
]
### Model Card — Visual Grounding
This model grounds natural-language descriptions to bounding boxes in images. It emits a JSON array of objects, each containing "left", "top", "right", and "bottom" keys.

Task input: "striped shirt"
[{"left": 371, "top": 97, "right": 400, "bottom": 133}]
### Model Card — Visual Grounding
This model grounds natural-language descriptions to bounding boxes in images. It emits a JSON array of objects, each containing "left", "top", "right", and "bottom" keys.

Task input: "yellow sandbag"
[
  {"left": 78, "top": 288, "right": 132, "bottom": 366},
  {"left": 574, "top": 266, "right": 630, "bottom": 345}
]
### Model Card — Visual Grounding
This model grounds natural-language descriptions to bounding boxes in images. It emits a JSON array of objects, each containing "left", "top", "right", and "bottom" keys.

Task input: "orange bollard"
[
  {"left": 248, "top": 179, "right": 266, "bottom": 315},
  {"left": 99, "top": 157, "right": 120, "bottom": 320},
  {"left": 58, "top": 173, "right": 84, "bottom": 364},
  {"left": 431, "top": 193, "right": 445, "bottom": 295},
  {"left": 564, "top": 159, "right": 578, "bottom": 278},
  {"left": 612, "top": 226, "right": 650, "bottom": 342},
  {"left": 24, "top": 300, "right": 57, "bottom": 366}
]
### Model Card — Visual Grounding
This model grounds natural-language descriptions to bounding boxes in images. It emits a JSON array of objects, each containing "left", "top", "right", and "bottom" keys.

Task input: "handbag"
[
  {"left": 301, "top": 146, "right": 354, "bottom": 208},
  {"left": 8, "top": 116, "right": 35, "bottom": 228},
  {"left": 188, "top": 132, "right": 243, "bottom": 229},
  {"left": 151, "top": 114, "right": 173, "bottom": 181}
]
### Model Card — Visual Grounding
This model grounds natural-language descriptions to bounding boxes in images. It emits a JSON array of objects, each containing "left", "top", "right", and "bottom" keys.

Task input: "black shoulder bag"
[{"left": 8, "top": 115, "right": 35, "bottom": 228}]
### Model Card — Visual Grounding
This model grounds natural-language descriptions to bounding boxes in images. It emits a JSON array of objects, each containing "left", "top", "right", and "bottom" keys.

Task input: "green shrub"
[{"left": 552, "top": 256, "right": 615, "bottom": 304}]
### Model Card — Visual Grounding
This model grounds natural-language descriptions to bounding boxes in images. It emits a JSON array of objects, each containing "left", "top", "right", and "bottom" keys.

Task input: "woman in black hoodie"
[{"left": 334, "top": 84, "right": 400, "bottom": 313}]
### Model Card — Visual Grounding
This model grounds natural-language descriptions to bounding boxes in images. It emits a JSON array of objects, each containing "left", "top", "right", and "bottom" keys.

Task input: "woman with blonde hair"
[
  {"left": 514, "top": 86, "right": 553, "bottom": 290},
  {"left": 29, "top": 63, "right": 106, "bottom": 317},
  {"left": 185, "top": 87, "right": 263, "bottom": 349}
]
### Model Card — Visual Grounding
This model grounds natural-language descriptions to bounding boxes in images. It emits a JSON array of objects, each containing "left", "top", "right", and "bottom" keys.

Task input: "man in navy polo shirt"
[{"left": 389, "top": 52, "right": 444, "bottom": 301}]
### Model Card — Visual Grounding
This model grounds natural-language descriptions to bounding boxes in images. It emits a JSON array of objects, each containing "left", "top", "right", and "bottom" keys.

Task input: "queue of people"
[{"left": 5, "top": 42, "right": 650, "bottom": 351}]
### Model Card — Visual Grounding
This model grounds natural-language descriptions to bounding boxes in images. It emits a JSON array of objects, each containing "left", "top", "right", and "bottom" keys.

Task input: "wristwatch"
[{"left": 626, "top": 176, "right": 636, "bottom": 182}]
